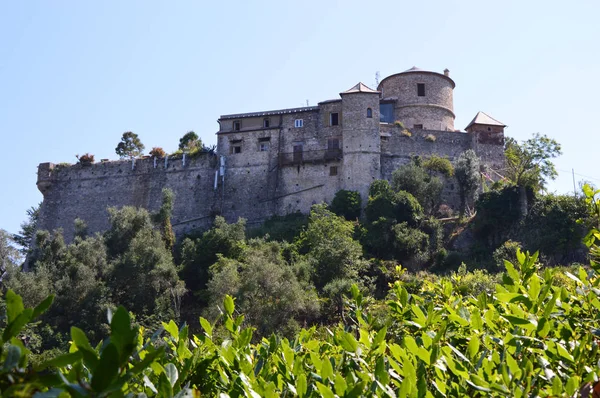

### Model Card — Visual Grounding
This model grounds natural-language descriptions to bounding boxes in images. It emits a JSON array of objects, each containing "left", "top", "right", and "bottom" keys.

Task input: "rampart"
[{"left": 37, "top": 154, "right": 219, "bottom": 242}]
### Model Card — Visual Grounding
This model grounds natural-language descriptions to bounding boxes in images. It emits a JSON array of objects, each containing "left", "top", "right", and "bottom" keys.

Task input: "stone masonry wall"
[{"left": 37, "top": 155, "right": 219, "bottom": 242}]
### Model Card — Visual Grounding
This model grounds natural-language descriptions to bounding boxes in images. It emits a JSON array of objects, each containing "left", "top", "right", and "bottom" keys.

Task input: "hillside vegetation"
[{"left": 0, "top": 134, "right": 599, "bottom": 396}]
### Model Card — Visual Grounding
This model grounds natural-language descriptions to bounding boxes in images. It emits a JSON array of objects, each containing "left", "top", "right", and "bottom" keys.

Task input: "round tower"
[
  {"left": 340, "top": 82, "right": 381, "bottom": 201},
  {"left": 377, "top": 67, "right": 455, "bottom": 131}
]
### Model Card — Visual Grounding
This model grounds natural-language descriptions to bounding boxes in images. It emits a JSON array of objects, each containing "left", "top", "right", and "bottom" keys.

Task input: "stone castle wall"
[{"left": 37, "top": 155, "right": 219, "bottom": 242}]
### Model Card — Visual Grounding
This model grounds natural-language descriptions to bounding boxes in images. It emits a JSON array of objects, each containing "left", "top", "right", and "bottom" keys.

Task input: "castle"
[{"left": 36, "top": 67, "right": 506, "bottom": 242}]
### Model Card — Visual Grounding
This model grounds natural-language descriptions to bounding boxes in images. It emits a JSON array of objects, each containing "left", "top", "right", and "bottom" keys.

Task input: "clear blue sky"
[{"left": 1, "top": 0, "right": 599, "bottom": 235}]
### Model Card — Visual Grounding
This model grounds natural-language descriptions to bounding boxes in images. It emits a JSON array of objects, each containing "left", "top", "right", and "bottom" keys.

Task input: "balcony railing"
[{"left": 278, "top": 149, "right": 342, "bottom": 167}]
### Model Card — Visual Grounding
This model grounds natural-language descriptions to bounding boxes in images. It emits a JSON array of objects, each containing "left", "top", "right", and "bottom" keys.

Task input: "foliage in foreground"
[{"left": 2, "top": 246, "right": 600, "bottom": 396}]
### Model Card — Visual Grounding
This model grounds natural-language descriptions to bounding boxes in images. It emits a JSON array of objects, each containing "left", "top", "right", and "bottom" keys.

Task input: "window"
[
  {"left": 233, "top": 121, "right": 241, "bottom": 131},
  {"left": 380, "top": 103, "right": 394, "bottom": 123},
  {"left": 367, "top": 108, "right": 373, "bottom": 118},
  {"left": 413, "top": 124, "right": 423, "bottom": 129},
  {"left": 327, "top": 138, "right": 340, "bottom": 150},
  {"left": 258, "top": 137, "right": 270, "bottom": 152},
  {"left": 330, "top": 112, "right": 339, "bottom": 126},
  {"left": 230, "top": 139, "right": 242, "bottom": 154},
  {"left": 294, "top": 119, "right": 303, "bottom": 128},
  {"left": 263, "top": 118, "right": 270, "bottom": 128},
  {"left": 293, "top": 144, "right": 303, "bottom": 162},
  {"left": 329, "top": 166, "right": 338, "bottom": 176},
  {"left": 417, "top": 83, "right": 425, "bottom": 97}
]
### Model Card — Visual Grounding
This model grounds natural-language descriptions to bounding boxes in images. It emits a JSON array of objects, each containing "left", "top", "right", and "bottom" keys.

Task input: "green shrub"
[
  {"left": 492, "top": 240, "right": 522, "bottom": 271},
  {"left": 247, "top": 212, "right": 308, "bottom": 242},
  {"left": 401, "top": 129, "right": 412, "bottom": 137},
  {"left": 424, "top": 133, "right": 436, "bottom": 142},
  {"left": 3, "top": 247, "right": 600, "bottom": 396},
  {"left": 422, "top": 155, "right": 454, "bottom": 177},
  {"left": 393, "top": 120, "right": 405, "bottom": 129},
  {"left": 330, "top": 189, "right": 361, "bottom": 220}
]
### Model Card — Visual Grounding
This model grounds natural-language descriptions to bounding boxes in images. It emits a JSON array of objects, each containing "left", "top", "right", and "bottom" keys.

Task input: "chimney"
[{"left": 444, "top": 68, "right": 450, "bottom": 77}]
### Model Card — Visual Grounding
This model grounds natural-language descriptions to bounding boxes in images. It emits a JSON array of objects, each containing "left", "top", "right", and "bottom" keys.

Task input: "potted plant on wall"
[{"left": 76, "top": 153, "right": 95, "bottom": 166}]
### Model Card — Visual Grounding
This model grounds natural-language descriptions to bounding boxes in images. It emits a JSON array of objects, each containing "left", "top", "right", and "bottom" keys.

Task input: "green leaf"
[
  {"left": 566, "top": 376, "right": 579, "bottom": 396},
  {"left": 411, "top": 304, "right": 428, "bottom": 327},
  {"left": 91, "top": 343, "right": 119, "bottom": 392},
  {"left": 36, "top": 351, "right": 83, "bottom": 371},
  {"left": 224, "top": 295, "right": 235, "bottom": 316},
  {"left": 334, "top": 373, "right": 347, "bottom": 396},
  {"left": 536, "top": 317, "right": 551, "bottom": 338},
  {"left": 321, "top": 357, "right": 333, "bottom": 380},
  {"left": 556, "top": 342, "right": 574, "bottom": 363},
  {"left": 162, "top": 320, "right": 179, "bottom": 340},
  {"left": 5, "top": 290, "right": 24, "bottom": 324},
  {"left": 3, "top": 345, "right": 21, "bottom": 371},
  {"left": 338, "top": 331, "right": 358, "bottom": 353},
  {"left": 110, "top": 306, "right": 136, "bottom": 363},
  {"left": 199, "top": 317, "right": 213, "bottom": 337},
  {"left": 316, "top": 382, "right": 335, "bottom": 398},
  {"left": 71, "top": 326, "right": 99, "bottom": 370},
  {"left": 32, "top": 295, "right": 54, "bottom": 319},
  {"left": 504, "top": 260, "right": 520, "bottom": 283},
  {"left": 71, "top": 327, "right": 93, "bottom": 352},
  {"left": 552, "top": 375, "right": 563, "bottom": 396},
  {"left": 165, "top": 363, "right": 179, "bottom": 388},
  {"left": 158, "top": 371, "right": 174, "bottom": 397},
  {"left": 2, "top": 308, "right": 32, "bottom": 342},
  {"left": 467, "top": 338, "right": 480, "bottom": 360},
  {"left": 373, "top": 327, "right": 387, "bottom": 348},
  {"left": 399, "top": 287, "right": 409, "bottom": 307},
  {"left": 502, "top": 315, "right": 536, "bottom": 331},
  {"left": 130, "top": 347, "right": 165, "bottom": 374},
  {"left": 296, "top": 373, "right": 307, "bottom": 397}
]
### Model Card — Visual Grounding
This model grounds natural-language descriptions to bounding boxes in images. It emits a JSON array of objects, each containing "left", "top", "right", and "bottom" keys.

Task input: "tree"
[
  {"left": 206, "top": 239, "right": 319, "bottom": 337},
  {"left": 455, "top": 150, "right": 481, "bottom": 216},
  {"left": 115, "top": 132, "right": 145, "bottom": 159},
  {"left": 0, "top": 229, "right": 22, "bottom": 275},
  {"left": 180, "top": 216, "right": 246, "bottom": 293},
  {"left": 105, "top": 206, "right": 185, "bottom": 321},
  {"left": 154, "top": 188, "right": 176, "bottom": 251},
  {"left": 149, "top": 147, "right": 166, "bottom": 158},
  {"left": 178, "top": 131, "right": 202, "bottom": 152},
  {"left": 330, "top": 190, "right": 361, "bottom": 220},
  {"left": 505, "top": 133, "right": 562, "bottom": 191},
  {"left": 391, "top": 161, "right": 442, "bottom": 214},
  {"left": 13, "top": 204, "right": 40, "bottom": 256},
  {"left": 295, "top": 204, "right": 365, "bottom": 290},
  {"left": 505, "top": 133, "right": 562, "bottom": 216}
]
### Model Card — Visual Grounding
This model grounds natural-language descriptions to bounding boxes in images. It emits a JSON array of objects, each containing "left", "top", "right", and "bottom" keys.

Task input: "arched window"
[{"left": 367, "top": 108, "right": 373, "bottom": 118}]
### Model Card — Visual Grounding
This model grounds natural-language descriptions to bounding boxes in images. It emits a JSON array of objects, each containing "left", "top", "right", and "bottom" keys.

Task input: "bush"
[
  {"left": 247, "top": 212, "right": 308, "bottom": 242},
  {"left": 392, "top": 161, "right": 442, "bottom": 214},
  {"left": 401, "top": 129, "right": 412, "bottom": 137},
  {"left": 76, "top": 153, "right": 95, "bottom": 165},
  {"left": 492, "top": 240, "right": 522, "bottom": 271},
  {"left": 394, "top": 190, "right": 423, "bottom": 226},
  {"left": 330, "top": 190, "right": 361, "bottom": 220},
  {"left": 149, "top": 147, "right": 166, "bottom": 158},
  {"left": 424, "top": 134, "right": 436, "bottom": 142},
  {"left": 393, "top": 120, "right": 405, "bottom": 129},
  {"left": 422, "top": 155, "right": 454, "bottom": 177}
]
